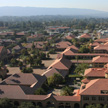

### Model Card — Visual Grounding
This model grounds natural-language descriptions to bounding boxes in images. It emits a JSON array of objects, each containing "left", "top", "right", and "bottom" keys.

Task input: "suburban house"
[
  {"left": 65, "top": 33, "right": 75, "bottom": 40},
  {"left": 48, "top": 56, "right": 72, "bottom": 74},
  {"left": 0, "top": 32, "right": 25, "bottom": 38},
  {"left": 79, "top": 79, "right": 108, "bottom": 108},
  {"left": 61, "top": 46, "right": 108, "bottom": 60},
  {"left": 34, "top": 41, "right": 47, "bottom": 50},
  {"left": 22, "top": 41, "right": 47, "bottom": 50},
  {"left": 97, "top": 30, "right": 108, "bottom": 39},
  {"left": 80, "top": 33, "right": 91, "bottom": 39},
  {"left": 27, "top": 35, "right": 38, "bottom": 43},
  {"left": 12, "top": 44, "right": 25, "bottom": 54},
  {"left": 94, "top": 38, "right": 108, "bottom": 44},
  {"left": 15, "top": 32, "right": 25, "bottom": 38},
  {"left": 0, "top": 39, "right": 15, "bottom": 46},
  {"left": 94, "top": 43, "right": 108, "bottom": 53},
  {"left": 46, "top": 26, "right": 71, "bottom": 35},
  {"left": 83, "top": 68, "right": 106, "bottom": 81},
  {"left": 0, "top": 73, "right": 46, "bottom": 94},
  {"left": 55, "top": 41, "right": 72, "bottom": 51},
  {"left": 42, "top": 68, "right": 67, "bottom": 78},
  {"left": 89, "top": 42, "right": 100, "bottom": 51},
  {"left": 92, "top": 56, "right": 108, "bottom": 67}
]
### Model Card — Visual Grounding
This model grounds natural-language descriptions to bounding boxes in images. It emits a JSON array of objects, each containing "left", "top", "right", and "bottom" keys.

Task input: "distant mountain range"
[{"left": 0, "top": 7, "right": 108, "bottom": 17}]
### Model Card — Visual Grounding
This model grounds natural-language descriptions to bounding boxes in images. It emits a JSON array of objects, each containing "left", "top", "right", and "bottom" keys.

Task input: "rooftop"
[
  {"left": 1, "top": 73, "right": 38, "bottom": 86},
  {"left": 80, "top": 79, "right": 108, "bottom": 95},
  {"left": 84, "top": 68, "right": 106, "bottom": 77},
  {"left": 56, "top": 41, "right": 72, "bottom": 49},
  {"left": 92, "top": 56, "right": 108, "bottom": 63},
  {"left": 48, "top": 57, "right": 72, "bottom": 70}
]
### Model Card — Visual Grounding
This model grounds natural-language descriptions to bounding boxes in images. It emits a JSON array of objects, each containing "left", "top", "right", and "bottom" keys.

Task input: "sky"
[{"left": 0, "top": 0, "right": 108, "bottom": 12}]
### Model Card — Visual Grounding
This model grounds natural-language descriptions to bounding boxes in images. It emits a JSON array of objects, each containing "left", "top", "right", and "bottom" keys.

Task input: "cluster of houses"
[
  {"left": 45, "top": 26, "right": 71, "bottom": 36},
  {"left": 0, "top": 37, "right": 108, "bottom": 108},
  {"left": 1, "top": 28, "right": 108, "bottom": 108}
]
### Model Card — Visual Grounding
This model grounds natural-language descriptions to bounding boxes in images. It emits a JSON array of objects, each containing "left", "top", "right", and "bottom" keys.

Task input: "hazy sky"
[{"left": 0, "top": 0, "right": 108, "bottom": 12}]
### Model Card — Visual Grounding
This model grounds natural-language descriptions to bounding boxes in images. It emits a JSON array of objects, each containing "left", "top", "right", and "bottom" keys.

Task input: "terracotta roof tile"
[
  {"left": 94, "top": 44, "right": 108, "bottom": 51},
  {"left": 90, "top": 42, "right": 100, "bottom": 47},
  {"left": 92, "top": 56, "right": 108, "bottom": 63},
  {"left": 65, "top": 35, "right": 75, "bottom": 40},
  {"left": 48, "top": 57, "right": 72, "bottom": 70},
  {"left": 80, "top": 79, "right": 108, "bottom": 95},
  {"left": 0, "top": 85, "right": 27, "bottom": 99},
  {"left": 56, "top": 41, "right": 72, "bottom": 49},
  {"left": 84, "top": 68, "right": 106, "bottom": 77},
  {"left": 80, "top": 33, "right": 91, "bottom": 39},
  {"left": 95, "top": 38, "right": 108, "bottom": 43},
  {"left": 54, "top": 95, "right": 80, "bottom": 102},
  {"left": 81, "top": 78, "right": 90, "bottom": 84},
  {"left": 1, "top": 73, "right": 38, "bottom": 86},
  {"left": 42, "top": 68, "right": 67, "bottom": 78}
]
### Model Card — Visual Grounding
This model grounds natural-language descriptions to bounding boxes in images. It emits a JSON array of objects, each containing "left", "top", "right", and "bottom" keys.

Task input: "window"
[
  {"left": 83, "top": 97, "right": 89, "bottom": 100},
  {"left": 101, "top": 90, "right": 108, "bottom": 94},
  {"left": 92, "top": 97, "right": 96, "bottom": 101},
  {"left": 98, "top": 97, "right": 104, "bottom": 101}
]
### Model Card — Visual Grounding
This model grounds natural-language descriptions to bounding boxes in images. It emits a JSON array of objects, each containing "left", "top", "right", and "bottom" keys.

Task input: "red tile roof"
[
  {"left": 65, "top": 35, "right": 75, "bottom": 40},
  {"left": 94, "top": 44, "right": 108, "bottom": 51},
  {"left": 27, "top": 94, "right": 80, "bottom": 102},
  {"left": 104, "top": 42, "right": 108, "bottom": 45},
  {"left": 80, "top": 79, "right": 108, "bottom": 95},
  {"left": 27, "top": 35, "right": 37, "bottom": 39},
  {"left": 56, "top": 41, "right": 72, "bottom": 49},
  {"left": 42, "top": 68, "right": 68, "bottom": 78},
  {"left": 0, "top": 85, "right": 27, "bottom": 99},
  {"left": 1, "top": 73, "right": 38, "bottom": 86},
  {"left": 90, "top": 42, "right": 100, "bottom": 47},
  {"left": 48, "top": 57, "right": 72, "bottom": 70},
  {"left": 84, "top": 68, "right": 106, "bottom": 77},
  {"left": 81, "top": 78, "right": 90, "bottom": 84},
  {"left": 0, "top": 85, "right": 81, "bottom": 102},
  {"left": 34, "top": 41, "right": 46, "bottom": 49},
  {"left": 80, "top": 33, "right": 91, "bottom": 39},
  {"left": 92, "top": 56, "right": 108, "bottom": 63},
  {"left": 54, "top": 95, "right": 80, "bottom": 102},
  {"left": 95, "top": 38, "right": 108, "bottom": 43},
  {"left": 61, "top": 52, "right": 108, "bottom": 56},
  {"left": 42, "top": 68, "right": 60, "bottom": 77},
  {"left": 62, "top": 48, "right": 75, "bottom": 56},
  {"left": 62, "top": 45, "right": 79, "bottom": 55},
  {"left": 16, "top": 32, "right": 25, "bottom": 36}
]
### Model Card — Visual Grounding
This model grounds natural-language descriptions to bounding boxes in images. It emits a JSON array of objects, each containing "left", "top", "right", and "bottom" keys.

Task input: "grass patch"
[{"left": 68, "top": 74, "right": 83, "bottom": 78}]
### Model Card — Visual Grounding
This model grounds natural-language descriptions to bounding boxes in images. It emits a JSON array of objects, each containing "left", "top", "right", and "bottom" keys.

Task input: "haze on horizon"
[{"left": 0, "top": 0, "right": 108, "bottom": 12}]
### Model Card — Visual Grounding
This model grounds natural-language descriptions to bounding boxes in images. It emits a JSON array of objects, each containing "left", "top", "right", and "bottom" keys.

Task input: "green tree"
[
  {"left": 48, "top": 49, "right": 56, "bottom": 54},
  {"left": 79, "top": 45, "right": 90, "bottom": 53},
  {"left": 21, "top": 49, "right": 29, "bottom": 56},
  {"left": 21, "top": 67, "right": 33, "bottom": 73},
  {"left": 0, "top": 98, "right": 14, "bottom": 108},
  {"left": 47, "top": 53, "right": 50, "bottom": 58},
  {"left": 10, "top": 58, "right": 18, "bottom": 66},
  {"left": 18, "top": 102, "right": 35, "bottom": 108},
  {"left": 61, "top": 86, "right": 74, "bottom": 96},
  {"left": 32, "top": 42, "right": 35, "bottom": 49},
  {"left": 74, "top": 63, "right": 88, "bottom": 75},
  {"left": 86, "top": 104, "right": 107, "bottom": 108},
  {"left": 34, "top": 88, "right": 46, "bottom": 95},
  {"left": 47, "top": 73, "right": 63, "bottom": 86}
]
